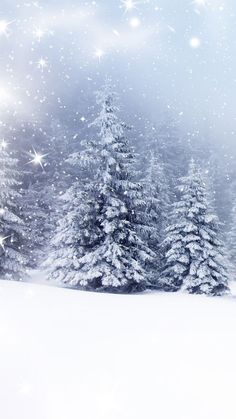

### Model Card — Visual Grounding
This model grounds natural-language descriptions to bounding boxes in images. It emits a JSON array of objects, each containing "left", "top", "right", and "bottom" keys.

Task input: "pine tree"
[
  {"left": 161, "top": 160, "right": 229, "bottom": 296},
  {"left": 0, "top": 142, "right": 27, "bottom": 280},
  {"left": 47, "top": 83, "right": 154, "bottom": 292},
  {"left": 21, "top": 182, "right": 49, "bottom": 268},
  {"left": 83, "top": 84, "right": 155, "bottom": 291},
  {"left": 227, "top": 198, "right": 236, "bottom": 279},
  {"left": 206, "top": 150, "right": 232, "bottom": 225},
  {"left": 45, "top": 180, "right": 102, "bottom": 284},
  {"left": 20, "top": 119, "right": 73, "bottom": 268},
  {"left": 44, "top": 134, "right": 104, "bottom": 284},
  {"left": 155, "top": 116, "right": 189, "bottom": 194},
  {"left": 142, "top": 150, "right": 171, "bottom": 285}
]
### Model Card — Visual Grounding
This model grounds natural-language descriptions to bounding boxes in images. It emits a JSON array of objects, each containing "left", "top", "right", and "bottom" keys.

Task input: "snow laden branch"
[{"left": 160, "top": 160, "right": 229, "bottom": 296}]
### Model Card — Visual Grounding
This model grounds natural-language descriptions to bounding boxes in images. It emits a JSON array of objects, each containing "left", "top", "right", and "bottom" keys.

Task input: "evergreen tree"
[
  {"left": 144, "top": 151, "right": 171, "bottom": 236},
  {"left": 47, "top": 83, "right": 154, "bottom": 292},
  {"left": 0, "top": 142, "right": 27, "bottom": 280},
  {"left": 20, "top": 119, "right": 73, "bottom": 268},
  {"left": 206, "top": 150, "right": 232, "bottom": 226},
  {"left": 227, "top": 198, "right": 236, "bottom": 279},
  {"left": 44, "top": 146, "right": 103, "bottom": 284},
  {"left": 83, "top": 84, "right": 154, "bottom": 291},
  {"left": 155, "top": 116, "right": 189, "bottom": 194},
  {"left": 21, "top": 182, "right": 49, "bottom": 268},
  {"left": 161, "top": 160, "right": 229, "bottom": 296},
  {"left": 140, "top": 118, "right": 186, "bottom": 206},
  {"left": 142, "top": 150, "right": 170, "bottom": 285}
]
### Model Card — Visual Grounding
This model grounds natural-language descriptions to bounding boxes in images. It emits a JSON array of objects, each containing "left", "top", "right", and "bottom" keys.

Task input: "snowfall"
[{"left": 0, "top": 277, "right": 236, "bottom": 419}]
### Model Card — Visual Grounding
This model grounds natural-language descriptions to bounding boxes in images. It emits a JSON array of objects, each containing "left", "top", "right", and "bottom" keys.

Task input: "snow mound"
[{"left": 0, "top": 280, "right": 236, "bottom": 419}]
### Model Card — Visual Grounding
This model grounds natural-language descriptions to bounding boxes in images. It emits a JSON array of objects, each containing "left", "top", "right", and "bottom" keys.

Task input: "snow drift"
[{"left": 0, "top": 280, "right": 236, "bottom": 419}]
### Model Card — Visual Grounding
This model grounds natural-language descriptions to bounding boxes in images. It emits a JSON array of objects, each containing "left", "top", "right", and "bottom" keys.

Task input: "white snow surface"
[{"left": 0, "top": 279, "right": 236, "bottom": 419}]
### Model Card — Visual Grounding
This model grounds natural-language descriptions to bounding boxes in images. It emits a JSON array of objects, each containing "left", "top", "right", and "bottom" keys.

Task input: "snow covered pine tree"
[
  {"left": 227, "top": 197, "right": 236, "bottom": 279},
  {"left": 142, "top": 150, "right": 170, "bottom": 286},
  {"left": 21, "top": 182, "right": 50, "bottom": 268},
  {"left": 161, "top": 159, "right": 229, "bottom": 296},
  {"left": 47, "top": 82, "right": 154, "bottom": 292},
  {"left": 44, "top": 147, "right": 103, "bottom": 285},
  {"left": 0, "top": 141, "right": 27, "bottom": 280}
]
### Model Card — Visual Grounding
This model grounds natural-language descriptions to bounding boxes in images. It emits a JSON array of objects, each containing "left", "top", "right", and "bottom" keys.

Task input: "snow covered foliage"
[
  {"left": 227, "top": 199, "right": 236, "bottom": 279},
  {"left": 21, "top": 182, "right": 50, "bottom": 267},
  {"left": 142, "top": 151, "right": 170, "bottom": 285},
  {"left": 24, "top": 120, "right": 73, "bottom": 266},
  {"left": 161, "top": 160, "right": 229, "bottom": 296},
  {"left": 0, "top": 145, "right": 27, "bottom": 280},
  {"left": 155, "top": 117, "right": 190, "bottom": 194},
  {"left": 46, "top": 82, "right": 154, "bottom": 292},
  {"left": 205, "top": 149, "right": 234, "bottom": 226},
  {"left": 81, "top": 83, "right": 156, "bottom": 291},
  {"left": 44, "top": 147, "right": 103, "bottom": 285}
]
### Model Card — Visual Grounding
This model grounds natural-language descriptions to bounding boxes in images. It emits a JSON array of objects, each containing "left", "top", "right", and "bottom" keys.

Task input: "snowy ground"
[{"left": 0, "top": 280, "right": 236, "bottom": 419}]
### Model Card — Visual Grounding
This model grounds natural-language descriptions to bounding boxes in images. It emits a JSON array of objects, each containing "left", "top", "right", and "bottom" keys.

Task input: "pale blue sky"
[{"left": 0, "top": 0, "right": 235, "bottom": 146}]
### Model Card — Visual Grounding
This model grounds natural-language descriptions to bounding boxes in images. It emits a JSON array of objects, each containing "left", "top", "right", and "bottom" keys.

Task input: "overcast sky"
[{"left": 0, "top": 0, "right": 235, "bottom": 146}]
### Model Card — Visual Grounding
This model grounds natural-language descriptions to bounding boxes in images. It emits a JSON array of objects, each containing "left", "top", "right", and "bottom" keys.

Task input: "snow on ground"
[{"left": 0, "top": 280, "right": 236, "bottom": 419}]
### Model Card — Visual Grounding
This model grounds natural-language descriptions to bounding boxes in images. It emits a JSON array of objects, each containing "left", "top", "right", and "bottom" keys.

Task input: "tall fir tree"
[
  {"left": 0, "top": 142, "right": 28, "bottom": 280},
  {"left": 155, "top": 116, "right": 190, "bottom": 195},
  {"left": 206, "top": 150, "right": 232, "bottom": 226},
  {"left": 47, "top": 83, "right": 154, "bottom": 292},
  {"left": 142, "top": 150, "right": 171, "bottom": 285},
  {"left": 140, "top": 118, "right": 185, "bottom": 206},
  {"left": 161, "top": 160, "right": 229, "bottom": 296},
  {"left": 44, "top": 145, "right": 103, "bottom": 284},
  {"left": 21, "top": 182, "right": 49, "bottom": 267},
  {"left": 227, "top": 197, "right": 236, "bottom": 280},
  {"left": 20, "top": 119, "right": 73, "bottom": 267}
]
